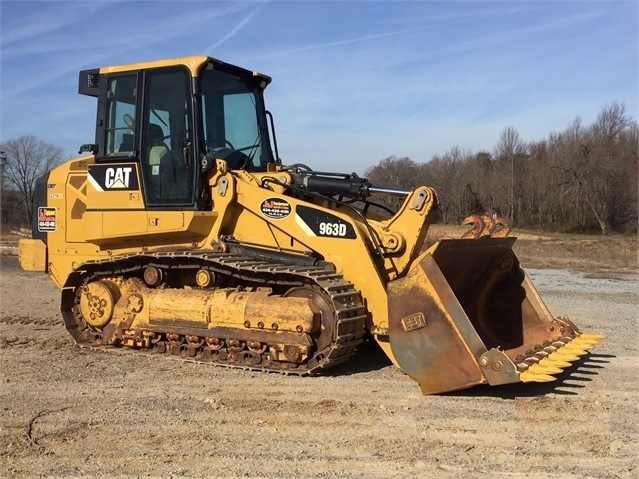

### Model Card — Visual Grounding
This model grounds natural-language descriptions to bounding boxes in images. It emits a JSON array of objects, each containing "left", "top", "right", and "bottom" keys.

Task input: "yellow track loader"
[{"left": 19, "top": 56, "right": 603, "bottom": 394}]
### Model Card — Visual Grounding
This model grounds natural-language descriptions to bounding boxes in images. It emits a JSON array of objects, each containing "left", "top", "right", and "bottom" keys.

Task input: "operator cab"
[{"left": 78, "top": 56, "right": 275, "bottom": 210}]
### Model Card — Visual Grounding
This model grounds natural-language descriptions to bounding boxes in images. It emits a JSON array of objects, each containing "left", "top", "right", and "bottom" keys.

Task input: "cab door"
[
  {"left": 83, "top": 67, "right": 212, "bottom": 246},
  {"left": 139, "top": 67, "right": 195, "bottom": 207}
]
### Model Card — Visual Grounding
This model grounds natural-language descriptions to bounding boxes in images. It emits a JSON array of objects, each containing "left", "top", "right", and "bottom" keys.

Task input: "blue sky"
[{"left": 1, "top": 0, "right": 637, "bottom": 174}]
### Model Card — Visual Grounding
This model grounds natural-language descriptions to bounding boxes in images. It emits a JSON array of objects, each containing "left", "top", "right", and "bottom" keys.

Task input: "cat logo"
[
  {"left": 105, "top": 167, "right": 132, "bottom": 188},
  {"left": 88, "top": 164, "right": 139, "bottom": 192}
]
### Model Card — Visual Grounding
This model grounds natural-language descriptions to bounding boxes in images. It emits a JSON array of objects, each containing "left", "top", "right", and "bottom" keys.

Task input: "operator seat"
[
  {"left": 146, "top": 123, "right": 179, "bottom": 200},
  {"left": 148, "top": 123, "right": 170, "bottom": 175}
]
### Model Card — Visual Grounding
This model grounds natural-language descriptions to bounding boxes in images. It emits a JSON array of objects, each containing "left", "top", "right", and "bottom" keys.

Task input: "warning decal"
[{"left": 38, "top": 207, "right": 57, "bottom": 232}]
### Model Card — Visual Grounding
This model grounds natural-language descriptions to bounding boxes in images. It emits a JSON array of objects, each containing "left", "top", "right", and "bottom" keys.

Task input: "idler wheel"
[
  {"left": 79, "top": 280, "right": 121, "bottom": 328},
  {"left": 283, "top": 286, "right": 335, "bottom": 352},
  {"left": 143, "top": 266, "right": 164, "bottom": 287}
]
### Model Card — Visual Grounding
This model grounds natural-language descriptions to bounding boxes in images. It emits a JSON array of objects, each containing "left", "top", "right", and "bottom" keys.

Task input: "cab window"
[
  {"left": 141, "top": 68, "right": 194, "bottom": 206},
  {"left": 104, "top": 75, "right": 136, "bottom": 157},
  {"left": 200, "top": 68, "right": 267, "bottom": 171}
]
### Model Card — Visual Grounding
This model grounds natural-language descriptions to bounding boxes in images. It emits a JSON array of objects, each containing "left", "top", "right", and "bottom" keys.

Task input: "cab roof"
[{"left": 98, "top": 55, "right": 271, "bottom": 84}]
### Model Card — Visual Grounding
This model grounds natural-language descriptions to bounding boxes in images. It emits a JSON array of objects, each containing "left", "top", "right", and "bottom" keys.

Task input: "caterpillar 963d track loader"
[{"left": 19, "top": 56, "right": 603, "bottom": 394}]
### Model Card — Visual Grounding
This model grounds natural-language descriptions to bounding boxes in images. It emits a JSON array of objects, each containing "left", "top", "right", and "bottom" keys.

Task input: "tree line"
[
  {"left": 1, "top": 136, "right": 65, "bottom": 227},
  {"left": 1, "top": 102, "right": 636, "bottom": 234},
  {"left": 365, "top": 102, "right": 637, "bottom": 234}
]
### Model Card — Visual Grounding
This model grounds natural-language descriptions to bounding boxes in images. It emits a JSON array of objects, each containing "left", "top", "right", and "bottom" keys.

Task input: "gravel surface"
[{"left": 1, "top": 255, "right": 637, "bottom": 479}]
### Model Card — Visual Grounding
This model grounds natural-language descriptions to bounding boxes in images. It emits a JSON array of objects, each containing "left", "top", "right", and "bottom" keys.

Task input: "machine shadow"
[
  {"left": 323, "top": 339, "right": 393, "bottom": 376},
  {"left": 322, "top": 345, "right": 614, "bottom": 399},
  {"left": 443, "top": 352, "right": 615, "bottom": 399}
]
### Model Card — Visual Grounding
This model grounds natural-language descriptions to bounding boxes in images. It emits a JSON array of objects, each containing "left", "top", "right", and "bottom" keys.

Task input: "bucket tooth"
[
  {"left": 550, "top": 351, "right": 581, "bottom": 362},
  {"left": 527, "top": 363, "right": 564, "bottom": 375},
  {"left": 569, "top": 341, "right": 599, "bottom": 350},
  {"left": 520, "top": 370, "right": 557, "bottom": 383},
  {"left": 539, "top": 356, "right": 572, "bottom": 368},
  {"left": 561, "top": 345, "right": 589, "bottom": 356},
  {"left": 579, "top": 333, "right": 606, "bottom": 341},
  {"left": 571, "top": 337, "right": 601, "bottom": 347}
]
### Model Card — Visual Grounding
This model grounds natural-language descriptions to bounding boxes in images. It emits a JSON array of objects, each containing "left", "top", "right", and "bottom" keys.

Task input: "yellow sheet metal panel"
[
  {"left": 83, "top": 210, "right": 215, "bottom": 244},
  {"left": 18, "top": 239, "right": 47, "bottom": 272},
  {"left": 97, "top": 56, "right": 271, "bottom": 84},
  {"left": 100, "top": 56, "right": 210, "bottom": 76}
]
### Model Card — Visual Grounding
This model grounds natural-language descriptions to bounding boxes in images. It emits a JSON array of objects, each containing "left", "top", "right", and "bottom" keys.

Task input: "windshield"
[{"left": 199, "top": 67, "right": 271, "bottom": 170}]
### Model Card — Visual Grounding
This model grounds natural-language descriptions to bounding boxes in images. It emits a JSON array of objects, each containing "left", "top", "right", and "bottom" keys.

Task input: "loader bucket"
[{"left": 387, "top": 238, "right": 604, "bottom": 395}]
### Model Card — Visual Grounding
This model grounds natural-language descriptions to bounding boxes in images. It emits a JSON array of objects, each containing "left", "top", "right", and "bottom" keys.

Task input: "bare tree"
[
  {"left": 365, "top": 156, "right": 430, "bottom": 212},
  {"left": 493, "top": 126, "right": 526, "bottom": 225},
  {"left": 0, "top": 135, "right": 65, "bottom": 225},
  {"left": 0, "top": 146, "right": 7, "bottom": 192},
  {"left": 365, "top": 156, "right": 428, "bottom": 188},
  {"left": 555, "top": 105, "right": 634, "bottom": 234},
  {"left": 597, "top": 105, "right": 637, "bottom": 232},
  {"left": 614, "top": 123, "right": 639, "bottom": 231},
  {"left": 363, "top": 101, "right": 636, "bottom": 233},
  {"left": 423, "top": 146, "right": 474, "bottom": 223},
  {"left": 594, "top": 101, "right": 631, "bottom": 143}
]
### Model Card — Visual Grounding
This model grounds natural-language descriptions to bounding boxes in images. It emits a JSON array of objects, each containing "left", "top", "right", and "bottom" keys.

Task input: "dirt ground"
[{"left": 1, "top": 234, "right": 637, "bottom": 479}]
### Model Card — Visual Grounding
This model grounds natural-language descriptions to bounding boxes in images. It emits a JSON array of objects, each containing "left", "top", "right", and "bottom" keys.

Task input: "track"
[{"left": 60, "top": 251, "right": 368, "bottom": 374}]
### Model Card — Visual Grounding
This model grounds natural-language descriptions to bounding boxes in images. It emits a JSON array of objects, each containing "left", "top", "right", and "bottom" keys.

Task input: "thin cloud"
[
  {"left": 1, "top": 1, "right": 635, "bottom": 175},
  {"left": 0, "top": 2, "right": 114, "bottom": 47},
  {"left": 2, "top": 3, "right": 251, "bottom": 96},
  {"left": 252, "top": 20, "right": 464, "bottom": 59},
  {"left": 204, "top": 1, "right": 268, "bottom": 54}
]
